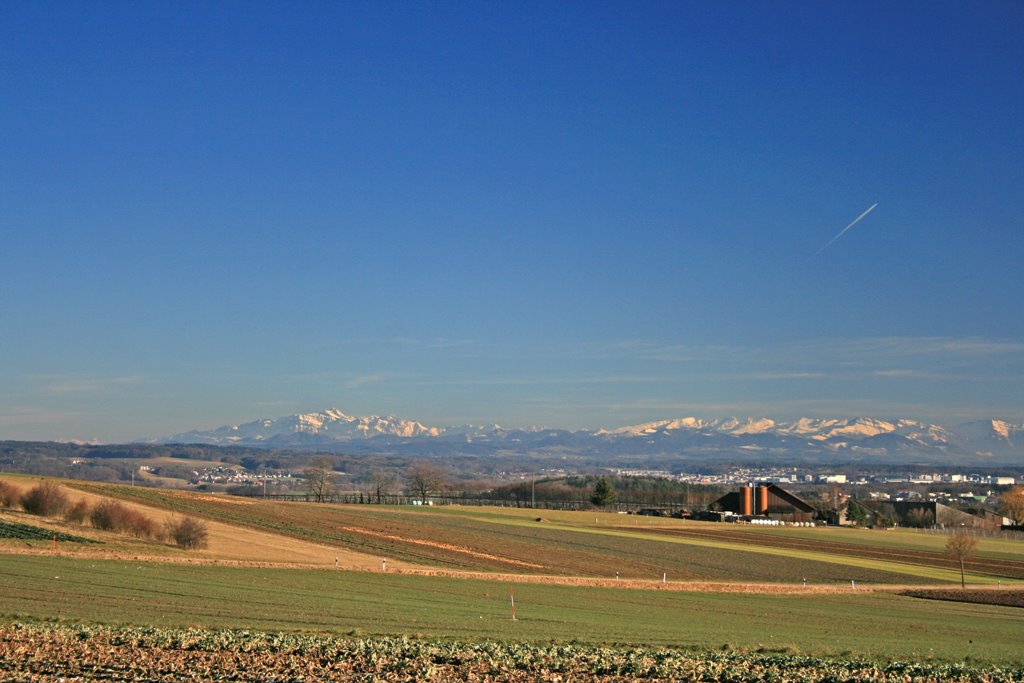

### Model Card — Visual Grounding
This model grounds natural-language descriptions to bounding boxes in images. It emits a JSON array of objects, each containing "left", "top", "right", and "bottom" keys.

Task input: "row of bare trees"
[{"left": 305, "top": 459, "right": 446, "bottom": 502}]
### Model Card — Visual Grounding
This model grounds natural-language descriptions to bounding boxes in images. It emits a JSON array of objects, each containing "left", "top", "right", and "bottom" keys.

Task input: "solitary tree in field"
[
  {"left": 590, "top": 477, "right": 617, "bottom": 507},
  {"left": 1000, "top": 486, "right": 1024, "bottom": 526},
  {"left": 406, "top": 462, "right": 446, "bottom": 503},
  {"left": 305, "top": 458, "right": 337, "bottom": 503},
  {"left": 945, "top": 530, "right": 978, "bottom": 588}
]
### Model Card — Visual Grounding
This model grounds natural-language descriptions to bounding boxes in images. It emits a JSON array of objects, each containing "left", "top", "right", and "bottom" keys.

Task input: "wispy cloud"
[
  {"left": 254, "top": 400, "right": 301, "bottom": 410},
  {"left": 341, "top": 373, "right": 398, "bottom": 390},
  {"left": 0, "top": 406, "right": 90, "bottom": 426},
  {"left": 281, "top": 370, "right": 420, "bottom": 387},
  {"left": 413, "top": 374, "right": 670, "bottom": 387},
  {"left": 870, "top": 369, "right": 935, "bottom": 378},
  {"left": 745, "top": 372, "right": 828, "bottom": 380},
  {"left": 574, "top": 336, "right": 1023, "bottom": 374},
  {"left": 581, "top": 336, "right": 1023, "bottom": 361},
  {"left": 565, "top": 340, "right": 739, "bottom": 363},
  {"left": 27, "top": 374, "right": 143, "bottom": 395},
  {"left": 345, "top": 336, "right": 477, "bottom": 350},
  {"left": 792, "top": 336, "right": 1024, "bottom": 359}
]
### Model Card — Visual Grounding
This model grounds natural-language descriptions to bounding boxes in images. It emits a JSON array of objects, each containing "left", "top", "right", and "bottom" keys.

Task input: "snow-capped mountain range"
[
  {"left": 157, "top": 409, "right": 1023, "bottom": 463},
  {"left": 166, "top": 408, "right": 441, "bottom": 445}
]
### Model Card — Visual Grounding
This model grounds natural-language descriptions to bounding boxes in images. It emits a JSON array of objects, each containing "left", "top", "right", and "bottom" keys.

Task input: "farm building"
[
  {"left": 876, "top": 501, "right": 1006, "bottom": 529},
  {"left": 710, "top": 484, "right": 818, "bottom": 523}
]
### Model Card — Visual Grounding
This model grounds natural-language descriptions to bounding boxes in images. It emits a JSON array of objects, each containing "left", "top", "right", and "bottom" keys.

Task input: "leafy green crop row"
[
  {"left": 1, "top": 621, "right": 1020, "bottom": 682},
  {"left": 0, "top": 520, "right": 97, "bottom": 543}
]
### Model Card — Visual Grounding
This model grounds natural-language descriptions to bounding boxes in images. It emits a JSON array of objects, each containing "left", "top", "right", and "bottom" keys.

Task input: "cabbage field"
[{"left": 2, "top": 622, "right": 1021, "bottom": 682}]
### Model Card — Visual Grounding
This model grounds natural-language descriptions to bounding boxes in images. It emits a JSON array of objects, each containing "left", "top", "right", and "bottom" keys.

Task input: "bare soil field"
[
  {"left": 635, "top": 525, "right": 1024, "bottom": 579},
  {"left": 901, "top": 588, "right": 1024, "bottom": 608}
]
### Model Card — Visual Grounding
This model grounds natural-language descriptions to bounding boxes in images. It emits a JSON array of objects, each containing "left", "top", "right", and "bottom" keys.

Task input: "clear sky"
[{"left": 2, "top": 1, "right": 1022, "bottom": 441}]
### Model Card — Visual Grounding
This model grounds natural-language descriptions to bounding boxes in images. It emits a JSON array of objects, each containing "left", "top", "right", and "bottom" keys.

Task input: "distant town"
[{"left": 616, "top": 466, "right": 1018, "bottom": 487}]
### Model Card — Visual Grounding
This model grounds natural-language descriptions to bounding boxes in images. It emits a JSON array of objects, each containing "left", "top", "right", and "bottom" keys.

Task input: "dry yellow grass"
[{"left": 0, "top": 475, "right": 412, "bottom": 570}]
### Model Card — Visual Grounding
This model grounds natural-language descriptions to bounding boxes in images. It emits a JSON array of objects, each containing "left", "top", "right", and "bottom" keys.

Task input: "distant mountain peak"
[
  {"left": 157, "top": 408, "right": 1023, "bottom": 464},
  {"left": 165, "top": 406, "right": 442, "bottom": 445}
]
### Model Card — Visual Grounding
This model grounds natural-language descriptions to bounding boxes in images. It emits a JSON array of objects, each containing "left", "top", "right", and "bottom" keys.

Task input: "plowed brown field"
[{"left": 631, "top": 526, "right": 1024, "bottom": 579}]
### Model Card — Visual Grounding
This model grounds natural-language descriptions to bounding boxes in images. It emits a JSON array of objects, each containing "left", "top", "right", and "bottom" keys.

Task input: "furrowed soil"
[
  {"left": 59, "top": 486, "right": 983, "bottom": 584},
  {"left": 902, "top": 589, "right": 1024, "bottom": 608},
  {"left": 633, "top": 525, "right": 1024, "bottom": 580}
]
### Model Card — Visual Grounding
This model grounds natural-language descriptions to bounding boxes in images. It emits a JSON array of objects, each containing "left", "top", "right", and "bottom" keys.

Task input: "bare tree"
[
  {"left": 166, "top": 516, "right": 209, "bottom": 549},
  {"left": 21, "top": 482, "right": 69, "bottom": 517},
  {"left": 945, "top": 530, "right": 978, "bottom": 588},
  {"left": 0, "top": 481, "right": 23, "bottom": 508},
  {"left": 406, "top": 462, "right": 446, "bottom": 503},
  {"left": 63, "top": 499, "right": 91, "bottom": 524},
  {"left": 305, "top": 457, "right": 336, "bottom": 503},
  {"left": 906, "top": 507, "right": 935, "bottom": 528},
  {"left": 1000, "top": 486, "right": 1024, "bottom": 526},
  {"left": 369, "top": 468, "right": 396, "bottom": 504}
]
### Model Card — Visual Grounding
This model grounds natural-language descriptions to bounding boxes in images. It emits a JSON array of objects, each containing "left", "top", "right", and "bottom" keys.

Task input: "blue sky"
[{"left": 2, "top": 2, "right": 1022, "bottom": 441}]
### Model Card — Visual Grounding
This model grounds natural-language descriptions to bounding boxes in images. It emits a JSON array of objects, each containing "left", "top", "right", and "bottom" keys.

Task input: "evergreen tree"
[{"left": 590, "top": 477, "right": 617, "bottom": 506}]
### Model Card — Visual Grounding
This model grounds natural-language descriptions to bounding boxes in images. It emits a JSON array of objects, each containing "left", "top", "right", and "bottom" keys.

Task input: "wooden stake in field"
[
  {"left": 509, "top": 585, "right": 517, "bottom": 621},
  {"left": 51, "top": 534, "right": 56, "bottom": 552}
]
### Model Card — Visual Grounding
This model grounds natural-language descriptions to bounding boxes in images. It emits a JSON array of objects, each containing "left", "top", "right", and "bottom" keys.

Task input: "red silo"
[
  {"left": 758, "top": 485, "right": 770, "bottom": 514},
  {"left": 741, "top": 486, "right": 752, "bottom": 515}
]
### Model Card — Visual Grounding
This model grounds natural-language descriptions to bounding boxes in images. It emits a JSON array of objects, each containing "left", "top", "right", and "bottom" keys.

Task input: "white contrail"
[{"left": 814, "top": 203, "right": 878, "bottom": 256}]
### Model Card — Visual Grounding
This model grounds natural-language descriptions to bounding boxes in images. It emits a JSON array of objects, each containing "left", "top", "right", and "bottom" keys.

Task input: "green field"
[
  {"left": 1, "top": 554, "right": 1022, "bottom": 665},
  {"left": 2, "top": 478, "right": 1024, "bottom": 677},
  {"left": 73, "top": 484, "right": 1024, "bottom": 585}
]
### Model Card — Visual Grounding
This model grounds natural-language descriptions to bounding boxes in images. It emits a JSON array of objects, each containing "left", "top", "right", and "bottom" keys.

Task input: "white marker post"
[{"left": 509, "top": 585, "right": 517, "bottom": 621}]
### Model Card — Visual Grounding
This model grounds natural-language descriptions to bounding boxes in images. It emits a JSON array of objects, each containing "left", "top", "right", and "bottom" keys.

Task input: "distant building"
[
  {"left": 710, "top": 484, "right": 818, "bottom": 523},
  {"left": 875, "top": 501, "right": 1004, "bottom": 530}
]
